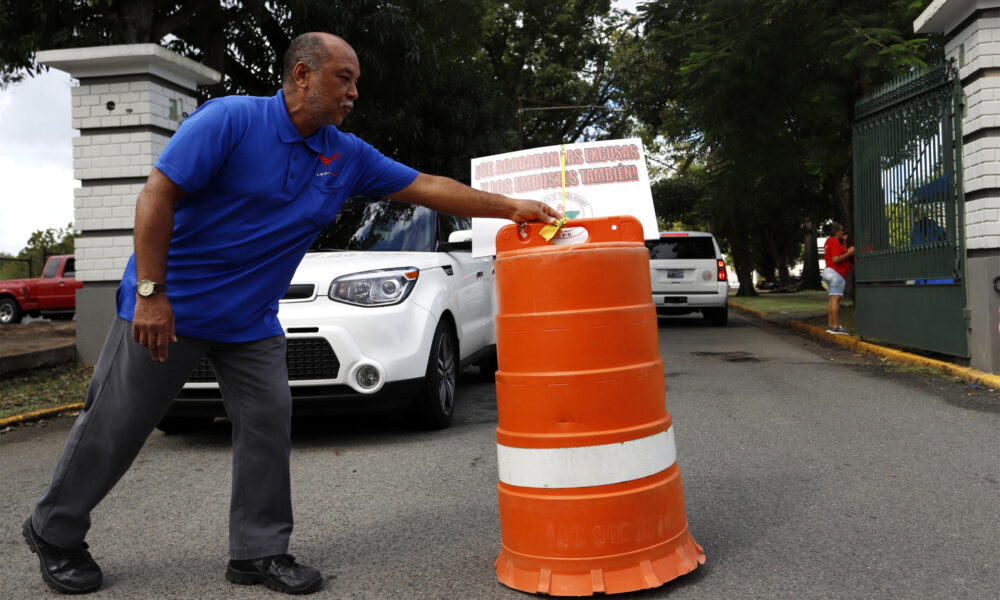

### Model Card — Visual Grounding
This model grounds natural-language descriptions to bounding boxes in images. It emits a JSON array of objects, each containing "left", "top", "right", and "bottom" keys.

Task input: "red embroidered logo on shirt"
[{"left": 317, "top": 153, "right": 342, "bottom": 177}]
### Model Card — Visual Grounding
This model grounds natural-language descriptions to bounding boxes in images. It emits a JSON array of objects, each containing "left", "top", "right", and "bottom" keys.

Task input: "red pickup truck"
[{"left": 0, "top": 255, "right": 83, "bottom": 325}]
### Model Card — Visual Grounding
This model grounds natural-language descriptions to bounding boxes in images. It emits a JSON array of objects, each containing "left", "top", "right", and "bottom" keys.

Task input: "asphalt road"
[{"left": 1, "top": 312, "right": 997, "bottom": 599}]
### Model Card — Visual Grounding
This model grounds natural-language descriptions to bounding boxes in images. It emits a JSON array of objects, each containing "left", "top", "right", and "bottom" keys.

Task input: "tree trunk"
[
  {"left": 765, "top": 235, "right": 784, "bottom": 286},
  {"left": 831, "top": 171, "right": 852, "bottom": 232},
  {"left": 735, "top": 261, "right": 756, "bottom": 295},
  {"left": 777, "top": 256, "right": 790, "bottom": 287},
  {"left": 732, "top": 236, "right": 757, "bottom": 296},
  {"left": 798, "top": 220, "right": 823, "bottom": 290}
]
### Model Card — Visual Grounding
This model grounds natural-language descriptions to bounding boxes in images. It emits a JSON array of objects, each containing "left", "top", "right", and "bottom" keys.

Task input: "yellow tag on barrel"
[{"left": 539, "top": 217, "right": 569, "bottom": 242}]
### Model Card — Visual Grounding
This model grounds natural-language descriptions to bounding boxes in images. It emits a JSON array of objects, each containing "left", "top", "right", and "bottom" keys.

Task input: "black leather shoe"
[
  {"left": 22, "top": 518, "right": 103, "bottom": 594},
  {"left": 226, "top": 554, "right": 322, "bottom": 595}
]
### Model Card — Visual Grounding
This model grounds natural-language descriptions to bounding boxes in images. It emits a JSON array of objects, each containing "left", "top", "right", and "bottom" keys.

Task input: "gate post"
[
  {"left": 916, "top": 3, "right": 1000, "bottom": 374},
  {"left": 35, "top": 45, "right": 220, "bottom": 363}
]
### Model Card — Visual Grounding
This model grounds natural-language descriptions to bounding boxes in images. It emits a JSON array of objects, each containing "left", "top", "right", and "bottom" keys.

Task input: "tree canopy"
[
  {"left": 616, "top": 0, "right": 939, "bottom": 293},
  {"left": 1, "top": 0, "right": 629, "bottom": 181},
  {"left": 1, "top": 0, "right": 942, "bottom": 287}
]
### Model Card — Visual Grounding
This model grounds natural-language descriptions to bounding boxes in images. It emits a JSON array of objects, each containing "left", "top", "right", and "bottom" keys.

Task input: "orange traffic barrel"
[{"left": 492, "top": 216, "right": 704, "bottom": 596}]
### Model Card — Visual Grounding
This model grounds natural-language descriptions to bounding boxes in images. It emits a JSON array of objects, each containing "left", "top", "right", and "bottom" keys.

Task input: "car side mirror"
[{"left": 438, "top": 230, "right": 473, "bottom": 252}]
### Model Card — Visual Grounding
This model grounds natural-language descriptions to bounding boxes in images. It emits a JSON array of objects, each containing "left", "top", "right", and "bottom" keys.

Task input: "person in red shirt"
[{"left": 822, "top": 222, "right": 855, "bottom": 335}]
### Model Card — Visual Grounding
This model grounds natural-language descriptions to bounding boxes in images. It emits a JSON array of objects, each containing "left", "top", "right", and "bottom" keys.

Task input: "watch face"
[{"left": 137, "top": 281, "right": 154, "bottom": 296}]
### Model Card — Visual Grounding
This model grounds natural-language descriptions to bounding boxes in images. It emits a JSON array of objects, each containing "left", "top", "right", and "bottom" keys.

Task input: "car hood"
[{"left": 288, "top": 251, "right": 451, "bottom": 286}]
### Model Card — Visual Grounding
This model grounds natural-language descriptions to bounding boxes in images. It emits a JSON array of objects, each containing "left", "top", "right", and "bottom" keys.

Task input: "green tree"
[
  {"left": 7, "top": 223, "right": 77, "bottom": 278},
  {"left": 617, "top": 0, "right": 939, "bottom": 294},
  {"left": 0, "top": 1, "right": 214, "bottom": 86},
  {"left": 2, "top": 1, "right": 629, "bottom": 182},
  {"left": 479, "top": 0, "right": 632, "bottom": 149},
  {"left": 0, "top": 252, "right": 31, "bottom": 280}
]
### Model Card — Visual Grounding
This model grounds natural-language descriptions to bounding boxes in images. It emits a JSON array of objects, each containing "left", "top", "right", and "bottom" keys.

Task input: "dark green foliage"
[
  {"left": 618, "top": 0, "right": 940, "bottom": 294},
  {"left": 1, "top": 0, "right": 628, "bottom": 182},
  {"left": 0, "top": 1, "right": 216, "bottom": 86},
  {"left": 1, "top": 0, "right": 945, "bottom": 284}
]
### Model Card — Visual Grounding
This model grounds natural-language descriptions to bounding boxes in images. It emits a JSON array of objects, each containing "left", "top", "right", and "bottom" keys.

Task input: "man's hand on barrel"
[{"left": 508, "top": 198, "right": 561, "bottom": 224}]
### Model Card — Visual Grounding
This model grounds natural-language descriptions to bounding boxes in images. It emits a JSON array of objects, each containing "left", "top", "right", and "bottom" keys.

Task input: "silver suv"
[{"left": 646, "top": 231, "right": 729, "bottom": 326}]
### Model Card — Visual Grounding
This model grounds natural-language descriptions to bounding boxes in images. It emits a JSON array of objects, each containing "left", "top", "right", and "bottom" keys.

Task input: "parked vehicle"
[
  {"left": 159, "top": 197, "right": 498, "bottom": 433},
  {"left": 646, "top": 232, "right": 728, "bottom": 326},
  {"left": 0, "top": 255, "right": 82, "bottom": 325}
]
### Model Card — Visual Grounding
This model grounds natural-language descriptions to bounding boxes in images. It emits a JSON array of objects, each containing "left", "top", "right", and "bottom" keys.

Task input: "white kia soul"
[
  {"left": 159, "top": 197, "right": 498, "bottom": 433},
  {"left": 646, "top": 231, "right": 729, "bottom": 326}
]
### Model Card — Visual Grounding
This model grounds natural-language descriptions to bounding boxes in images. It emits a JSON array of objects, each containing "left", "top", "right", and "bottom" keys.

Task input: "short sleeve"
[
  {"left": 154, "top": 99, "right": 239, "bottom": 194},
  {"left": 349, "top": 138, "right": 419, "bottom": 198}
]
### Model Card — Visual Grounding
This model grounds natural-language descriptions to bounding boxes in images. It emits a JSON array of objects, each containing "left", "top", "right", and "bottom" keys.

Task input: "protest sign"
[{"left": 470, "top": 138, "right": 658, "bottom": 256}]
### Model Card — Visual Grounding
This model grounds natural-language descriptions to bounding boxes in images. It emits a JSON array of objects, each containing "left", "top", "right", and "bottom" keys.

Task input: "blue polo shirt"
[{"left": 117, "top": 90, "right": 418, "bottom": 342}]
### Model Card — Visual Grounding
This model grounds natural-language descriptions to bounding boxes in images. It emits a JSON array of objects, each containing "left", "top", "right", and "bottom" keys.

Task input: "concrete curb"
[
  {"left": 729, "top": 303, "right": 1000, "bottom": 391},
  {"left": 0, "top": 342, "right": 76, "bottom": 378},
  {"left": 0, "top": 403, "right": 84, "bottom": 428}
]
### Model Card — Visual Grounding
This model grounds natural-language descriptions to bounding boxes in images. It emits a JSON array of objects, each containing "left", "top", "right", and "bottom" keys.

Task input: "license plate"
[
  {"left": 662, "top": 297, "right": 686, "bottom": 304},
  {"left": 667, "top": 269, "right": 685, "bottom": 279}
]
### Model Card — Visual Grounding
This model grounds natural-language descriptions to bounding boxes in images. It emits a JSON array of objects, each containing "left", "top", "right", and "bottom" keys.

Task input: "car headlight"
[{"left": 328, "top": 268, "right": 419, "bottom": 307}]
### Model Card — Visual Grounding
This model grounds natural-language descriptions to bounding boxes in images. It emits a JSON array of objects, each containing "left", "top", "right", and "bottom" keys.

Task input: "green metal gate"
[{"left": 852, "top": 61, "right": 968, "bottom": 357}]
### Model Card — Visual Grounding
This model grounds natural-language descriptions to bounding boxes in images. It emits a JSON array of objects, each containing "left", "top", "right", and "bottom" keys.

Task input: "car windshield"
[
  {"left": 310, "top": 197, "right": 436, "bottom": 252},
  {"left": 646, "top": 237, "right": 715, "bottom": 259}
]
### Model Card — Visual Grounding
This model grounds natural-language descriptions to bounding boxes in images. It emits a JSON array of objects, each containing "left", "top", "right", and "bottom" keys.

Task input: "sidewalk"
[{"left": 728, "top": 295, "right": 1000, "bottom": 391}]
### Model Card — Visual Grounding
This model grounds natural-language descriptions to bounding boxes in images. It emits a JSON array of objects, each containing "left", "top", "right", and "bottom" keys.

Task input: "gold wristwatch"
[{"left": 136, "top": 279, "right": 167, "bottom": 297}]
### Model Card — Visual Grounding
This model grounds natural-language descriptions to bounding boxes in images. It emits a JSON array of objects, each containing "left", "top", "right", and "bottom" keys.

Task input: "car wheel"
[
  {"left": 155, "top": 416, "right": 214, "bottom": 435},
  {"left": 412, "top": 320, "right": 458, "bottom": 429},
  {"left": 704, "top": 306, "right": 728, "bottom": 326},
  {"left": 0, "top": 297, "right": 23, "bottom": 325}
]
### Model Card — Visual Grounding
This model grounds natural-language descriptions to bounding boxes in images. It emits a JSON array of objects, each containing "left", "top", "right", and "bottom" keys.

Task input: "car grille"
[{"left": 187, "top": 337, "right": 340, "bottom": 383}]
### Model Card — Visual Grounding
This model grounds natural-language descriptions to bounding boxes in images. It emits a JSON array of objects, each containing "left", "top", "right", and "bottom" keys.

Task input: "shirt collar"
[{"left": 270, "top": 89, "right": 329, "bottom": 154}]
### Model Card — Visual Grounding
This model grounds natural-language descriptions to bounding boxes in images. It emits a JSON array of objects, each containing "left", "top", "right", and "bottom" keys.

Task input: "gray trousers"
[{"left": 31, "top": 317, "right": 293, "bottom": 560}]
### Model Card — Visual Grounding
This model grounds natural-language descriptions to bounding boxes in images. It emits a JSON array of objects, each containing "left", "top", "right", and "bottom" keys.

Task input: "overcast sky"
[
  {"left": 0, "top": 1, "right": 644, "bottom": 256},
  {"left": 0, "top": 70, "right": 77, "bottom": 255}
]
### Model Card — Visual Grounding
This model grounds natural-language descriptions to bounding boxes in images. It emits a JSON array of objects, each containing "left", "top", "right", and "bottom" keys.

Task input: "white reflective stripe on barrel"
[{"left": 496, "top": 426, "right": 677, "bottom": 489}]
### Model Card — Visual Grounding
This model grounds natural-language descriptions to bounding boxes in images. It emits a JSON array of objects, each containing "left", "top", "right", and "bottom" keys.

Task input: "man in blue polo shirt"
[{"left": 23, "top": 32, "right": 559, "bottom": 596}]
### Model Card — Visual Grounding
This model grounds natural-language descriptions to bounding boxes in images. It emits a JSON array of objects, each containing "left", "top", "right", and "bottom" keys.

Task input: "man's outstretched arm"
[
  {"left": 132, "top": 168, "right": 188, "bottom": 362},
  {"left": 388, "top": 173, "right": 561, "bottom": 223}
]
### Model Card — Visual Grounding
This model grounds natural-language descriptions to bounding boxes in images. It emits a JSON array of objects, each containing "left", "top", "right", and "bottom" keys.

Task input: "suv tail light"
[{"left": 717, "top": 259, "right": 727, "bottom": 282}]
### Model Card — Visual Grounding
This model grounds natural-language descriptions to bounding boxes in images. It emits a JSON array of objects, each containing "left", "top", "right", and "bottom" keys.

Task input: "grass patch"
[
  {"left": 879, "top": 361, "right": 958, "bottom": 379},
  {"left": 730, "top": 291, "right": 857, "bottom": 331},
  {"left": 0, "top": 362, "right": 92, "bottom": 420},
  {"left": 729, "top": 291, "right": 828, "bottom": 315}
]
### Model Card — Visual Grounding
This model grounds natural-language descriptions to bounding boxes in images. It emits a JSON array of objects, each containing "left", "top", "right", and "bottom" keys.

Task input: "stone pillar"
[
  {"left": 916, "top": 2, "right": 1000, "bottom": 374},
  {"left": 35, "top": 44, "right": 220, "bottom": 363}
]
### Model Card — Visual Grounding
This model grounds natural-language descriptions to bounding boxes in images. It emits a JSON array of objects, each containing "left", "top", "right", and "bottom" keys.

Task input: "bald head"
[
  {"left": 281, "top": 32, "right": 360, "bottom": 135},
  {"left": 282, "top": 33, "right": 355, "bottom": 86}
]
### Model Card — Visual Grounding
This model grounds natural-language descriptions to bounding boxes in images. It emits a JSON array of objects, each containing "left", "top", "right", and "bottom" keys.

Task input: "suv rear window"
[{"left": 646, "top": 237, "right": 715, "bottom": 259}]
